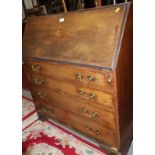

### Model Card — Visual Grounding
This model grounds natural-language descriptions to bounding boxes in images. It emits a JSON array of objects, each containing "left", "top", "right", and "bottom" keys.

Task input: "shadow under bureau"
[{"left": 23, "top": 2, "right": 133, "bottom": 155}]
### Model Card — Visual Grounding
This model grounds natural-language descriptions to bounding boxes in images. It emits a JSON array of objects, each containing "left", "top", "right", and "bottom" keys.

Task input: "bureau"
[{"left": 23, "top": 2, "right": 133, "bottom": 155}]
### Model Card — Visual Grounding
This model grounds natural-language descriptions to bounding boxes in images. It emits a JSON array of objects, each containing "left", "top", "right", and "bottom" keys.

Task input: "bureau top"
[{"left": 23, "top": 3, "right": 130, "bottom": 70}]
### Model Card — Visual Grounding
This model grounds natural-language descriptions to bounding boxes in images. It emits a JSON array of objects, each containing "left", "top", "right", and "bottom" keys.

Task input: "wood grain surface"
[
  {"left": 23, "top": 4, "right": 126, "bottom": 69},
  {"left": 24, "top": 60, "right": 115, "bottom": 93},
  {"left": 31, "top": 87, "right": 117, "bottom": 130}
]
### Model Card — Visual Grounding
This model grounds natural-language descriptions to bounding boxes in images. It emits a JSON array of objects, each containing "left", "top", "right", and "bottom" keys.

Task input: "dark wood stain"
[
  {"left": 23, "top": 4, "right": 127, "bottom": 69},
  {"left": 115, "top": 3, "right": 133, "bottom": 151}
]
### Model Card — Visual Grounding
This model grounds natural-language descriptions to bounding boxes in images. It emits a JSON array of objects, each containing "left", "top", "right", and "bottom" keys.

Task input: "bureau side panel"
[{"left": 115, "top": 3, "right": 133, "bottom": 151}]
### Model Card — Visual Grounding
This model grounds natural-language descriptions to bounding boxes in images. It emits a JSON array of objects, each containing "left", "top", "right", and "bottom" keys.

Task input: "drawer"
[
  {"left": 33, "top": 90, "right": 116, "bottom": 130},
  {"left": 28, "top": 76, "right": 115, "bottom": 110},
  {"left": 67, "top": 112, "right": 117, "bottom": 147},
  {"left": 36, "top": 102, "right": 68, "bottom": 123},
  {"left": 36, "top": 102, "right": 117, "bottom": 147},
  {"left": 24, "top": 60, "right": 115, "bottom": 93}
]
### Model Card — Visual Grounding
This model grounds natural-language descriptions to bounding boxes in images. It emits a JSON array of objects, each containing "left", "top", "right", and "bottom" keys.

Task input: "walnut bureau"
[{"left": 23, "top": 2, "right": 133, "bottom": 155}]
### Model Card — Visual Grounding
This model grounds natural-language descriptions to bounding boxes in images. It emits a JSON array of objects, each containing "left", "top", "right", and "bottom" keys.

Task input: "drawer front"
[
  {"left": 24, "top": 60, "right": 115, "bottom": 93},
  {"left": 36, "top": 102, "right": 117, "bottom": 147},
  {"left": 32, "top": 88, "right": 116, "bottom": 130},
  {"left": 28, "top": 75, "right": 115, "bottom": 110},
  {"left": 67, "top": 112, "right": 117, "bottom": 147},
  {"left": 36, "top": 102, "right": 68, "bottom": 123}
]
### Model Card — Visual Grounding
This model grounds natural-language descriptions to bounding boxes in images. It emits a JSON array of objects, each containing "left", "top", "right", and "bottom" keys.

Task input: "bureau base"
[{"left": 37, "top": 111, "right": 132, "bottom": 155}]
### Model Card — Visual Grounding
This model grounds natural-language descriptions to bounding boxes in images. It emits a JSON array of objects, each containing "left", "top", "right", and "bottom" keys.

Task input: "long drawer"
[
  {"left": 32, "top": 87, "right": 116, "bottom": 130},
  {"left": 36, "top": 103, "right": 117, "bottom": 147},
  {"left": 24, "top": 60, "right": 115, "bottom": 93},
  {"left": 28, "top": 75, "right": 115, "bottom": 110}
]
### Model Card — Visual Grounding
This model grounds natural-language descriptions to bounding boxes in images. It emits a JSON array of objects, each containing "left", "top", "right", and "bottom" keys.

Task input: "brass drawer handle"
[
  {"left": 75, "top": 73, "right": 95, "bottom": 84},
  {"left": 78, "top": 90, "right": 96, "bottom": 100},
  {"left": 42, "top": 107, "right": 54, "bottom": 114},
  {"left": 85, "top": 125, "right": 101, "bottom": 135},
  {"left": 31, "top": 64, "right": 41, "bottom": 72},
  {"left": 42, "top": 107, "right": 47, "bottom": 112},
  {"left": 48, "top": 108, "right": 54, "bottom": 114},
  {"left": 32, "top": 77, "right": 45, "bottom": 85},
  {"left": 80, "top": 108, "right": 98, "bottom": 118},
  {"left": 36, "top": 91, "right": 47, "bottom": 99}
]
